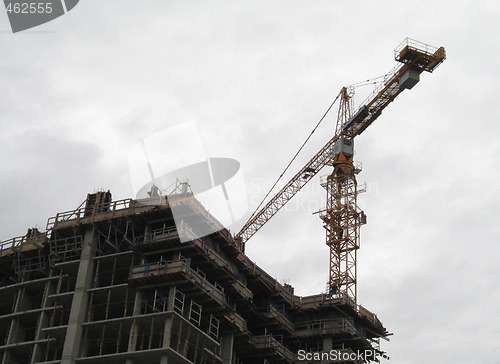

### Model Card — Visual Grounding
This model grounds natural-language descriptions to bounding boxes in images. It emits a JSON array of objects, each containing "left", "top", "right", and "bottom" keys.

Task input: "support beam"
[
  {"left": 30, "top": 281, "right": 55, "bottom": 364},
  {"left": 127, "top": 291, "right": 143, "bottom": 354},
  {"left": 61, "top": 228, "right": 96, "bottom": 364},
  {"left": 221, "top": 333, "right": 234, "bottom": 364},
  {"left": 323, "top": 337, "right": 333, "bottom": 352}
]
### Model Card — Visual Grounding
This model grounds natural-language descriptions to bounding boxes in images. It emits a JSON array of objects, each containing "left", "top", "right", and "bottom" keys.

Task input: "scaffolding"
[{"left": 0, "top": 191, "right": 389, "bottom": 364}]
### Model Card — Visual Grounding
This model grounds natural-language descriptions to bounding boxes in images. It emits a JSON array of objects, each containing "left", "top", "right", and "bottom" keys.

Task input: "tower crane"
[{"left": 235, "top": 38, "right": 446, "bottom": 304}]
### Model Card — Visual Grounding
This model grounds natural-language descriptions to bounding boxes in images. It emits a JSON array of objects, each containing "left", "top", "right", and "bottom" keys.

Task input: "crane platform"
[{"left": 395, "top": 38, "right": 446, "bottom": 73}]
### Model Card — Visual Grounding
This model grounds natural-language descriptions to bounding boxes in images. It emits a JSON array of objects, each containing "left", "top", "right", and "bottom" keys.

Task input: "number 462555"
[{"left": 6, "top": 2, "right": 53, "bottom": 14}]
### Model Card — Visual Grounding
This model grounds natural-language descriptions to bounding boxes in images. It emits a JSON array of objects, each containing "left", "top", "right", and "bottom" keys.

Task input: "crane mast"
[
  {"left": 236, "top": 39, "right": 445, "bottom": 253},
  {"left": 320, "top": 89, "right": 362, "bottom": 303}
]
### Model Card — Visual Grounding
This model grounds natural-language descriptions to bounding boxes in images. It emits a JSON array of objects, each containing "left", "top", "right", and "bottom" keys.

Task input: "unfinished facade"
[{"left": 0, "top": 189, "right": 388, "bottom": 364}]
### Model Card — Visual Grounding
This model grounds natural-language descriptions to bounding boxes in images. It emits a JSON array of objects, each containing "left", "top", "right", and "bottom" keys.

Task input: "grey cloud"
[{"left": 1, "top": 1, "right": 499, "bottom": 362}]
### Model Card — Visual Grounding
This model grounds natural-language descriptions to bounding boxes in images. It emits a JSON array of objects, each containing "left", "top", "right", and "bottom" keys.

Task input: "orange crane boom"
[{"left": 236, "top": 38, "right": 446, "bottom": 249}]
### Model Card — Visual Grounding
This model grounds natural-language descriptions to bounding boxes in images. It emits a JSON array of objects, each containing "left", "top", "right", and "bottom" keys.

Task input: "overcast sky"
[{"left": 1, "top": 1, "right": 499, "bottom": 363}]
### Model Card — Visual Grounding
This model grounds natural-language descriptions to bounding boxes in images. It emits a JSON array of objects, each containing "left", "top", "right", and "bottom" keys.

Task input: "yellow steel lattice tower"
[
  {"left": 320, "top": 89, "right": 366, "bottom": 304},
  {"left": 237, "top": 39, "right": 446, "bottom": 305}
]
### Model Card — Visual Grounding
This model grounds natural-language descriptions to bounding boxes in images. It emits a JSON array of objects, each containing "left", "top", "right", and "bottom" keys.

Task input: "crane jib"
[{"left": 236, "top": 38, "right": 446, "bottom": 247}]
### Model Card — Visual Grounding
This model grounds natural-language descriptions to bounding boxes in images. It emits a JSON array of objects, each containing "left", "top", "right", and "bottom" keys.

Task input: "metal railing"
[
  {"left": 296, "top": 293, "right": 384, "bottom": 329},
  {"left": 0, "top": 232, "right": 47, "bottom": 256},
  {"left": 129, "top": 258, "right": 227, "bottom": 307},
  {"left": 46, "top": 198, "right": 135, "bottom": 230},
  {"left": 358, "top": 304, "right": 383, "bottom": 328},
  {"left": 237, "top": 254, "right": 293, "bottom": 303},
  {"left": 129, "top": 258, "right": 185, "bottom": 278},
  {"left": 249, "top": 334, "right": 294, "bottom": 362},
  {"left": 394, "top": 37, "right": 441, "bottom": 61},
  {"left": 263, "top": 304, "right": 293, "bottom": 333},
  {"left": 294, "top": 318, "right": 357, "bottom": 337},
  {"left": 224, "top": 312, "right": 247, "bottom": 333},
  {"left": 14, "top": 256, "right": 47, "bottom": 274}
]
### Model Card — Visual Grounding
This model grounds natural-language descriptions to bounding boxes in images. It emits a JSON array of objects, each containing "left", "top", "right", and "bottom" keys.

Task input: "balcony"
[
  {"left": 237, "top": 254, "right": 294, "bottom": 304},
  {"left": 129, "top": 259, "right": 226, "bottom": 307},
  {"left": 294, "top": 319, "right": 357, "bottom": 338},
  {"left": 249, "top": 334, "right": 294, "bottom": 363},
  {"left": 262, "top": 304, "right": 294, "bottom": 334},
  {"left": 230, "top": 280, "right": 253, "bottom": 301},
  {"left": 224, "top": 312, "right": 248, "bottom": 333}
]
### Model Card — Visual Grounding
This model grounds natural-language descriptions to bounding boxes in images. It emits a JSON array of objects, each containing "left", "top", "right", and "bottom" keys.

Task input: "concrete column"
[
  {"left": 144, "top": 224, "right": 152, "bottom": 244},
  {"left": 156, "top": 287, "right": 178, "bottom": 364},
  {"left": 221, "top": 333, "right": 234, "bottom": 364},
  {"left": 167, "top": 286, "right": 176, "bottom": 311},
  {"left": 31, "top": 281, "right": 55, "bottom": 364},
  {"left": 0, "top": 319, "right": 15, "bottom": 364},
  {"left": 126, "top": 290, "right": 144, "bottom": 363},
  {"left": 61, "top": 228, "right": 96, "bottom": 364},
  {"left": 162, "top": 317, "right": 173, "bottom": 348},
  {"left": 1, "top": 286, "right": 25, "bottom": 364},
  {"left": 125, "top": 248, "right": 148, "bottom": 364},
  {"left": 323, "top": 337, "right": 333, "bottom": 352}
]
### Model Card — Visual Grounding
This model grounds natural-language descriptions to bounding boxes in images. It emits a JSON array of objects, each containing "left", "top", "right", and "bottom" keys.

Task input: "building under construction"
[
  {"left": 0, "top": 190, "right": 388, "bottom": 364},
  {"left": 0, "top": 38, "right": 446, "bottom": 364}
]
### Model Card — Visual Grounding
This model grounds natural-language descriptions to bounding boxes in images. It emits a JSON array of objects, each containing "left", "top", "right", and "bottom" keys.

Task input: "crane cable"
[
  {"left": 348, "top": 74, "right": 386, "bottom": 88},
  {"left": 246, "top": 89, "right": 343, "bottom": 224}
]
